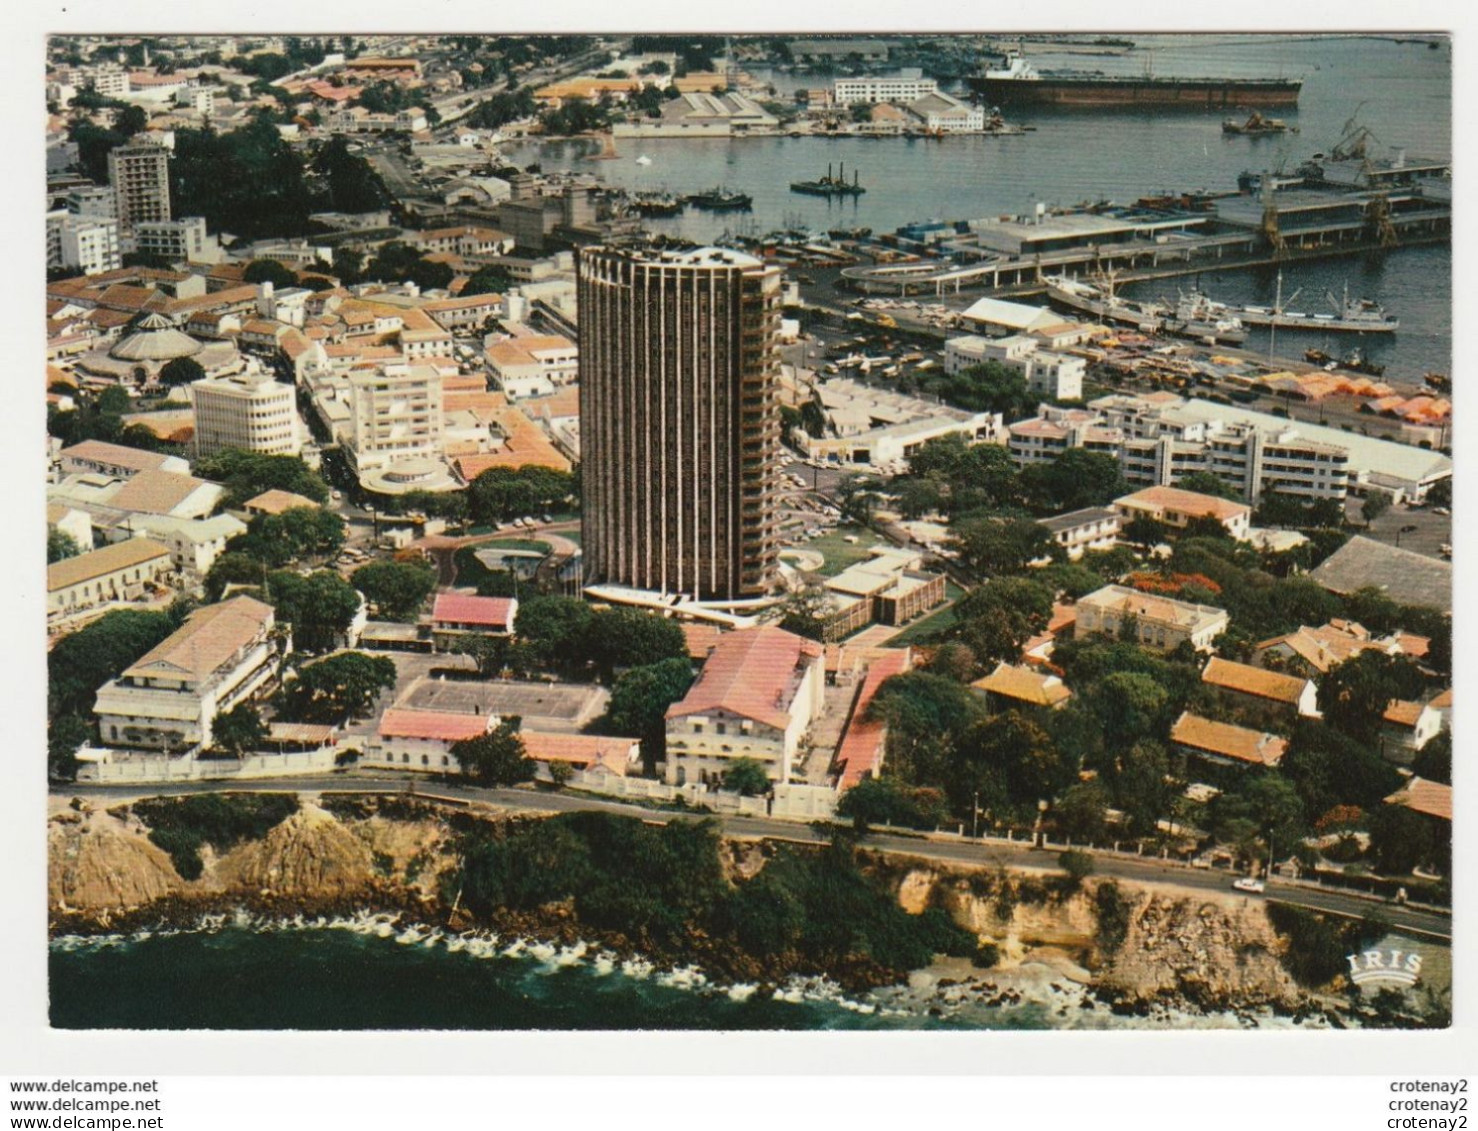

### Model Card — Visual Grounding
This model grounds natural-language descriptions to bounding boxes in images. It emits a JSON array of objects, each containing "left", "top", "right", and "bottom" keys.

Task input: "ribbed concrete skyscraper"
[{"left": 578, "top": 246, "right": 782, "bottom": 601}]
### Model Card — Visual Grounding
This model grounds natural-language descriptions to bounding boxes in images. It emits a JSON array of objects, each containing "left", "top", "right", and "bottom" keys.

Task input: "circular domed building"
[{"left": 75, "top": 312, "right": 243, "bottom": 389}]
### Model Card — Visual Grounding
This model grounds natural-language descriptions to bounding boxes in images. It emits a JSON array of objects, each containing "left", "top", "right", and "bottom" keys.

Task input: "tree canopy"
[
  {"left": 276, "top": 651, "right": 396, "bottom": 723},
  {"left": 351, "top": 559, "right": 437, "bottom": 621}
]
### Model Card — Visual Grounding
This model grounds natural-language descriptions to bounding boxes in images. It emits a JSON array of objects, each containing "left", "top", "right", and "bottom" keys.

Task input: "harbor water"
[{"left": 505, "top": 34, "right": 1450, "bottom": 376}]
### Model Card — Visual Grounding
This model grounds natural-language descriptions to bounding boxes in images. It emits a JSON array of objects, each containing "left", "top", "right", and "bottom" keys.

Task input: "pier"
[{"left": 839, "top": 183, "right": 1450, "bottom": 298}]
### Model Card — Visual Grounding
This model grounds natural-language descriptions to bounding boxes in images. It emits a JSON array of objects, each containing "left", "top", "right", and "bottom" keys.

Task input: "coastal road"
[{"left": 55, "top": 775, "right": 1452, "bottom": 941}]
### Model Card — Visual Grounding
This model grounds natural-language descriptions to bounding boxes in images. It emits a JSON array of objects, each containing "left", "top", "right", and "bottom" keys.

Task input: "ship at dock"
[
  {"left": 790, "top": 163, "right": 866, "bottom": 197},
  {"left": 1046, "top": 275, "right": 1165, "bottom": 332},
  {"left": 1163, "top": 290, "right": 1248, "bottom": 345},
  {"left": 1230, "top": 282, "right": 1399, "bottom": 333},
  {"left": 970, "top": 52, "right": 1302, "bottom": 109},
  {"left": 683, "top": 187, "right": 753, "bottom": 212}
]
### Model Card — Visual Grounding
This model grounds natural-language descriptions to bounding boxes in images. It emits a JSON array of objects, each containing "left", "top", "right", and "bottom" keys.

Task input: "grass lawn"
[
  {"left": 885, "top": 582, "right": 966, "bottom": 646},
  {"left": 793, "top": 525, "right": 878, "bottom": 577}
]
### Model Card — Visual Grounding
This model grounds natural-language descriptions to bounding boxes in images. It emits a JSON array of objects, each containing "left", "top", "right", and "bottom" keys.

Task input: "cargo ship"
[{"left": 970, "top": 52, "right": 1302, "bottom": 110}]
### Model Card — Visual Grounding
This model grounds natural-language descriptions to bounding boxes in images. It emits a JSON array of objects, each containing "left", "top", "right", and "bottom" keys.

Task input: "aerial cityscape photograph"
[{"left": 41, "top": 29, "right": 1453, "bottom": 1033}]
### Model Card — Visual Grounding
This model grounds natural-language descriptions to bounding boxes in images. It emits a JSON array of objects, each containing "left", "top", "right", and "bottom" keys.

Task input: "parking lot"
[{"left": 1347, "top": 497, "right": 1452, "bottom": 561}]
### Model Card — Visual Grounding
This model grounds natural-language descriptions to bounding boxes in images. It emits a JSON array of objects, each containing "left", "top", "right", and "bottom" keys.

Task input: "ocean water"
[
  {"left": 502, "top": 33, "right": 1451, "bottom": 376},
  {"left": 47, "top": 923, "right": 996, "bottom": 1031},
  {"left": 47, "top": 920, "right": 1318, "bottom": 1032}
]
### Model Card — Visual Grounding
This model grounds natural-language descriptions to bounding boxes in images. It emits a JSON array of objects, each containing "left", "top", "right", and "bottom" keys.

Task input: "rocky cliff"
[{"left": 48, "top": 795, "right": 1305, "bottom": 1015}]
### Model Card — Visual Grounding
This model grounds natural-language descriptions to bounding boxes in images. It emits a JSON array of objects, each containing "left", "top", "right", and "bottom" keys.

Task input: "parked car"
[{"left": 1232, "top": 877, "right": 1266, "bottom": 894}]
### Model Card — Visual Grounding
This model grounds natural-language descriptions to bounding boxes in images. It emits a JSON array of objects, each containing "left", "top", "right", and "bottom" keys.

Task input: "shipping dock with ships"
[
  {"left": 969, "top": 50, "right": 1303, "bottom": 109},
  {"left": 837, "top": 123, "right": 1449, "bottom": 301}
]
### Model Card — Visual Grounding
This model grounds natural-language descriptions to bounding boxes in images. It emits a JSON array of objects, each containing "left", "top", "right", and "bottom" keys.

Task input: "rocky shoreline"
[{"left": 45, "top": 794, "right": 1362, "bottom": 1026}]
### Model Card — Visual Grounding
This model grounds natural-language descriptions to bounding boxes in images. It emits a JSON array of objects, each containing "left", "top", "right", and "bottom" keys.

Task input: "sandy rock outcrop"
[
  {"left": 49, "top": 808, "right": 184, "bottom": 914},
  {"left": 214, "top": 801, "right": 375, "bottom": 897},
  {"left": 1096, "top": 889, "right": 1299, "bottom": 1011}
]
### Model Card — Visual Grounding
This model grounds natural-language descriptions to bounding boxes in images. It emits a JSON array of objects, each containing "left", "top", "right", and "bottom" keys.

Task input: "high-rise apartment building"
[
  {"left": 578, "top": 245, "right": 782, "bottom": 601},
  {"left": 52, "top": 213, "right": 122, "bottom": 276},
  {"left": 346, "top": 363, "right": 444, "bottom": 474},
  {"left": 191, "top": 370, "right": 302, "bottom": 458},
  {"left": 134, "top": 216, "right": 219, "bottom": 265},
  {"left": 107, "top": 140, "right": 172, "bottom": 230}
]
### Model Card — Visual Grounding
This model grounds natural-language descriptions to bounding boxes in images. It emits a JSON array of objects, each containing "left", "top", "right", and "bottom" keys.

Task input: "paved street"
[{"left": 56, "top": 774, "right": 1451, "bottom": 941}]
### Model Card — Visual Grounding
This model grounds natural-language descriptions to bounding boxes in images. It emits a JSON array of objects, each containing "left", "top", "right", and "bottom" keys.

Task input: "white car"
[{"left": 1232, "top": 877, "right": 1266, "bottom": 894}]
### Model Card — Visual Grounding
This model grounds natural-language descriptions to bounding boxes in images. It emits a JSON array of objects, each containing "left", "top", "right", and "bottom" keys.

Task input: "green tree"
[
  {"left": 311, "top": 134, "right": 389, "bottom": 213},
  {"left": 1024, "top": 448, "right": 1128, "bottom": 512},
  {"left": 1057, "top": 849, "right": 1096, "bottom": 890},
  {"left": 204, "top": 551, "right": 269, "bottom": 601},
  {"left": 513, "top": 595, "right": 593, "bottom": 671},
  {"left": 1367, "top": 802, "right": 1449, "bottom": 877},
  {"left": 950, "top": 576, "right": 1054, "bottom": 664},
  {"left": 1054, "top": 783, "right": 1111, "bottom": 843},
  {"left": 950, "top": 516, "right": 1057, "bottom": 577},
  {"left": 351, "top": 559, "right": 436, "bottom": 621},
  {"left": 463, "top": 633, "right": 511, "bottom": 677},
  {"left": 243, "top": 259, "right": 298, "bottom": 289},
  {"left": 606, "top": 657, "right": 696, "bottom": 739},
  {"left": 836, "top": 777, "right": 948, "bottom": 832},
  {"left": 1411, "top": 730, "right": 1451, "bottom": 785},
  {"left": 777, "top": 580, "right": 833, "bottom": 642},
  {"left": 48, "top": 608, "right": 177, "bottom": 724},
  {"left": 1279, "top": 719, "right": 1403, "bottom": 815},
  {"left": 48, "top": 714, "right": 94, "bottom": 781},
  {"left": 1113, "top": 739, "right": 1173, "bottom": 837},
  {"left": 452, "top": 717, "right": 536, "bottom": 785},
  {"left": 1316, "top": 651, "right": 1428, "bottom": 744},
  {"left": 461, "top": 264, "right": 513, "bottom": 297},
  {"left": 1086, "top": 670, "right": 1170, "bottom": 750},
  {"left": 1361, "top": 493, "right": 1392, "bottom": 523},
  {"left": 723, "top": 757, "right": 772, "bottom": 796},
  {"left": 229, "top": 507, "right": 346, "bottom": 568},
  {"left": 194, "top": 449, "right": 330, "bottom": 506},
  {"left": 276, "top": 651, "right": 396, "bottom": 723},
  {"left": 158, "top": 356, "right": 206, "bottom": 387},
  {"left": 266, "top": 570, "right": 362, "bottom": 652},
  {"left": 47, "top": 529, "right": 82, "bottom": 564},
  {"left": 582, "top": 608, "right": 688, "bottom": 677},
  {"left": 211, "top": 703, "right": 267, "bottom": 756}
]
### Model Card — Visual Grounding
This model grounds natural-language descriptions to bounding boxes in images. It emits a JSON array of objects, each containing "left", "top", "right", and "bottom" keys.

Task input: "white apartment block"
[
  {"left": 946, "top": 334, "right": 1084, "bottom": 401},
  {"left": 834, "top": 69, "right": 938, "bottom": 105},
  {"left": 45, "top": 209, "right": 67, "bottom": 271},
  {"left": 93, "top": 596, "right": 286, "bottom": 752},
  {"left": 486, "top": 334, "right": 579, "bottom": 399},
  {"left": 57, "top": 215, "right": 123, "bottom": 276},
  {"left": 191, "top": 370, "right": 303, "bottom": 458},
  {"left": 133, "top": 216, "right": 220, "bottom": 265},
  {"left": 1007, "top": 397, "right": 1355, "bottom": 502},
  {"left": 83, "top": 64, "right": 131, "bottom": 98},
  {"left": 347, "top": 363, "right": 445, "bottom": 473},
  {"left": 107, "top": 140, "right": 172, "bottom": 230},
  {"left": 66, "top": 186, "right": 118, "bottom": 220}
]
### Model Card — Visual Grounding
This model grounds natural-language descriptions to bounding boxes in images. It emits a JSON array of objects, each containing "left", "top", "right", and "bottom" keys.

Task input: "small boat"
[
  {"left": 1424, "top": 372, "right": 1451, "bottom": 392},
  {"left": 1338, "top": 348, "right": 1385, "bottom": 377},
  {"left": 1222, "top": 110, "right": 1294, "bottom": 136},
  {"left": 634, "top": 154, "right": 653, "bottom": 166}
]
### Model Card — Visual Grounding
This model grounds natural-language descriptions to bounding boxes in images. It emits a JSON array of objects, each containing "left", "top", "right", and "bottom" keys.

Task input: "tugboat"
[
  {"left": 1306, "top": 346, "right": 1385, "bottom": 376},
  {"left": 790, "top": 162, "right": 866, "bottom": 197},
  {"left": 683, "top": 187, "right": 753, "bottom": 211},
  {"left": 1222, "top": 110, "right": 1294, "bottom": 135},
  {"left": 1338, "top": 348, "right": 1385, "bottom": 377},
  {"left": 1424, "top": 372, "right": 1451, "bottom": 393}
]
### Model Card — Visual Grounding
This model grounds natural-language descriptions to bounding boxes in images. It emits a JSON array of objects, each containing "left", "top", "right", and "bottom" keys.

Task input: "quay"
[{"left": 840, "top": 181, "right": 1450, "bottom": 298}]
